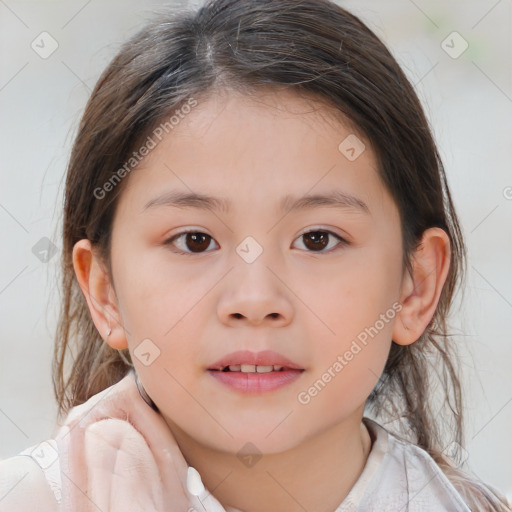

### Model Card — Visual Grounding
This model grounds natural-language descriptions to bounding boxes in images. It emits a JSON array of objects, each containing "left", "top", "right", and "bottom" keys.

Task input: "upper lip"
[{"left": 208, "top": 350, "right": 304, "bottom": 371}]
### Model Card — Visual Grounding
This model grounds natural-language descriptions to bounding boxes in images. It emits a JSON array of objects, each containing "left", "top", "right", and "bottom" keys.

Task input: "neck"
[{"left": 165, "top": 409, "right": 373, "bottom": 512}]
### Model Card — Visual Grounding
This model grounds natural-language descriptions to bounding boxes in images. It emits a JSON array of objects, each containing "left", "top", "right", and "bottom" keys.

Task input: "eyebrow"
[{"left": 142, "top": 189, "right": 370, "bottom": 216}]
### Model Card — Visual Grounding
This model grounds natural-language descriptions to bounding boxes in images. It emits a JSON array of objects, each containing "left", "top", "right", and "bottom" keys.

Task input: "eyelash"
[{"left": 163, "top": 228, "right": 349, "bottom": 256}]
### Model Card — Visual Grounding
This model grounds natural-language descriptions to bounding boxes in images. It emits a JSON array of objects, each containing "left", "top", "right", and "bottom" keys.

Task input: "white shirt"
[{"left": 9, "top": 417, "right": 471, "bottom": 511}]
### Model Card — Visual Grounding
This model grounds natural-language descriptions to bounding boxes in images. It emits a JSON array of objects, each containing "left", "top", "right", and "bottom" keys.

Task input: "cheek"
[
  {"left": 112, "top": 251, "right": 208, "bottom": 399},
  {"left": 296, "top": 321, "right": 393, "bottom": 433},
  {"left": 129, "top": 310, "right": 208, "bottom": 427},
  {"left": 114, "top": 247, "right": 207, "bottom": 336},
  {"left": 308, "top": 243, "right": 402, "bottom": 343},
  {"left": 300, "top": 245, "right": 401, "bottom": 407}
]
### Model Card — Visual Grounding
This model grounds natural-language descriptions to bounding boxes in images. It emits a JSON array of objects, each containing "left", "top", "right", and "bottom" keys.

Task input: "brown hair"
[{"left": 52, "top": 0, "right": 510, "bottom": 509}]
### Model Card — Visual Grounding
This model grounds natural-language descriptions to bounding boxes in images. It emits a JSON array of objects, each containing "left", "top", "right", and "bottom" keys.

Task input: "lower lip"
[{"left": 207, "top": 369, "right": 304, "bottom": 393}]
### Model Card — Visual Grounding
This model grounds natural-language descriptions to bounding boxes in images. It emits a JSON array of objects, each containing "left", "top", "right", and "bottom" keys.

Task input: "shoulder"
[
  {"left": 0, "top": 450, "right": 59, "bottom": 512},
  {"left": 361, "top": 418, "right": 472, "bottom": 511}
]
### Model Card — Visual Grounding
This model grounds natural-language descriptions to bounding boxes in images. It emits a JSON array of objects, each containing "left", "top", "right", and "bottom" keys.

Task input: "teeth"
[
  {"left": 226, "top": 364, "right": 285, "bottom": 373},
  {"left": 256, "top": 365, "right": 274, "bottom": 373}
]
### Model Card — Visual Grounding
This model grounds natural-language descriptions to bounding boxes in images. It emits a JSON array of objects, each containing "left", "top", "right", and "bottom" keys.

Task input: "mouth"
[
  {"left": 206, "top": 350, "right": 304, "bottom": 393},
  {"left": 211, "top": 364, "right": 301, "bottom": 373},
  {"left": 207, "top": 350, "right": 305, "bottom": 372}
]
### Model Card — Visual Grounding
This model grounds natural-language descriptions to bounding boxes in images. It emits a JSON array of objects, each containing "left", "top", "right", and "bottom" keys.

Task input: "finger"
[
  {"left": 57, "top": 370, "right": 195, "bottom": 509},
  {"left": 85, "top": 419, "right": 159, "bottom": 510},
  {"left": 64, "top": 370, "right": 192, "bottom": 500},
  {"left": 56, "top": 390, "right": 121, "bottom": 512},
  {"left": 56, "top": 421, "right": 96, "bottom": 512},
  {"left": 202, "top": 493, "right": 231, "bottom": 512},
  {"left": 186, "top": 466, "right": 228, "bottom": 512},
  {"left": 122, "top": 412, "right": 194, "bottom": 510},
  {"left": 85, "top": 419, "right": 193, "bottom": 512}
]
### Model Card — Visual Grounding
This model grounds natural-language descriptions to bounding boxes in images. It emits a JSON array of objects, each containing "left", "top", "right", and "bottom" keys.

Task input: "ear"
[
  {"left": 72, "top": 239, "right": 128, "bottom": 350},
  {"left": 392, "top": 227, "right": 451, "bottom": 346}
]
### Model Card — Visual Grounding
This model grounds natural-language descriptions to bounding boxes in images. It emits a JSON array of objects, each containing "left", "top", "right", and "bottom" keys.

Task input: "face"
[{"left": 108, "top": 88, "right": 404, "bottom": 453}]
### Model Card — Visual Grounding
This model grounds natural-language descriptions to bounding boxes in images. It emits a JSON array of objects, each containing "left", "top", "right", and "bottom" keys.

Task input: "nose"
[{"left": 216, "top": 264, "right": 294, "bottom": 327}]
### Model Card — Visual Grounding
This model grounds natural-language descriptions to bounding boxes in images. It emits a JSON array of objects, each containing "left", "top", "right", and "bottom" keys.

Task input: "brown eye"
[
  {"left": 165, "top": 231, "right": 218, "bottom": 255},
  {"left": 294, "top": 230, "right": 348, "bottom": 253},
  {"left": 303, "top": 231, "right": 329, "bottom": 251},
  {"left": 183, "top": 232, "right": 212, "bottom": 252}
]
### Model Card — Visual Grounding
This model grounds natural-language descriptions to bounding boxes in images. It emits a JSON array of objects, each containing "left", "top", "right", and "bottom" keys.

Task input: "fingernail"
[{"left": 187, "top": 466, "right": 206, "bottom": 497}]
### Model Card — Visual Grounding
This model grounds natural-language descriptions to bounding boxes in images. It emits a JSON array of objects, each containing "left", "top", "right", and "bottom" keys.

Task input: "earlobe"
[
  {"left": 392, "top": 228, "right": 451, "bottom": 346},
  {"left": 72, "top": 239, "right": 128, "bottom": 350}
]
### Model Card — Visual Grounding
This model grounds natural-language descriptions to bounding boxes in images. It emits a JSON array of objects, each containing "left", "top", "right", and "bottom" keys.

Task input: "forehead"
[{"left": 115, "top": 88, "right": 398, "bottom": 225}]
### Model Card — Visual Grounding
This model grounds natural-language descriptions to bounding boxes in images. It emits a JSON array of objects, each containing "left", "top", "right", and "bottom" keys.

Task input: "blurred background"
[{"left": 1, "top": 0, "right": 511, "bottom": 501}]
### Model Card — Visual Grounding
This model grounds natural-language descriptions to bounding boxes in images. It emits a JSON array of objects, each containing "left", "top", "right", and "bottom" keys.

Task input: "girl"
[{"left": 1, "top": 0, "right": 510, "bottom": 510}]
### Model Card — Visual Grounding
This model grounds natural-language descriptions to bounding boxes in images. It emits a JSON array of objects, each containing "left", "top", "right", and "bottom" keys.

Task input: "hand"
[{"left": 54, "top": 369, "right": 228, "bottom": 512}]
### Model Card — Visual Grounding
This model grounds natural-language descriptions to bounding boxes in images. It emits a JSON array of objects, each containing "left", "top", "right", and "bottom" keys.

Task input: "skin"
[{"left": 73, "top": 88, "right": 451, "bottom": 512}]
